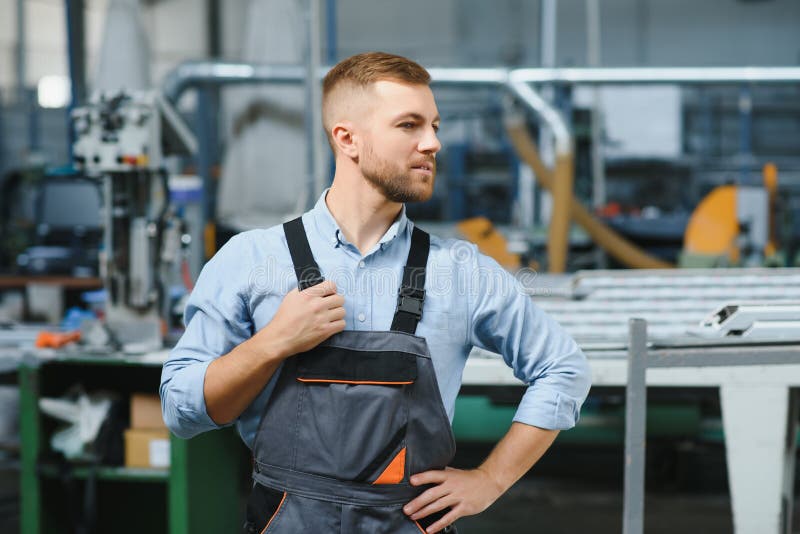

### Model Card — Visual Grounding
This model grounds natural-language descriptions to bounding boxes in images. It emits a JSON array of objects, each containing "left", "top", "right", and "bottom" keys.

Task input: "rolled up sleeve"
[
  {"left": 468, "top": 249, "right": 591, "bottom": 430},
  {"left": 160, "top": 235, "right": 253, "bottom": 439}
]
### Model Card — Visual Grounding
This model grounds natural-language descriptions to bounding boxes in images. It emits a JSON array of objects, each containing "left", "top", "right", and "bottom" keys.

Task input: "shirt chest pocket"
[{"left": 421, "top": 309, "right": 467, "bottom": 338}]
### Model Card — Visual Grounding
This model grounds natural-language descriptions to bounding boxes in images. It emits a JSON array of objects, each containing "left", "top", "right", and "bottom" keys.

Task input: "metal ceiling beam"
[{"left": 163, "top": 63, "right": 800, "bottom": 103}]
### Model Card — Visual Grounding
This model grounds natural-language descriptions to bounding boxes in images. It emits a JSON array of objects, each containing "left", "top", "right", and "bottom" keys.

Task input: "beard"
[{"left": 360, "top": 144, "right": 435, "bottom": 203}]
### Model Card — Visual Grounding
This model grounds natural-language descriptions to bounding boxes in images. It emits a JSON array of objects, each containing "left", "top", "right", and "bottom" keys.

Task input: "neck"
[{"left": 326, "top": 169, "right": 402, "bottom": 256}]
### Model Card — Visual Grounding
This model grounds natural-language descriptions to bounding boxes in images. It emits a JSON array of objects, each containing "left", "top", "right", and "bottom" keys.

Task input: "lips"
[{"left": 410, "top": 161, "right": 435, "bottom": 172}]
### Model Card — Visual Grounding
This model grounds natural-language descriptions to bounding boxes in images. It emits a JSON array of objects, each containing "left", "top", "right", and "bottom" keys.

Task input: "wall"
[
  {"left": 0, "top": 0, "right": 207, "bottom": 99},
  {"left": 0, "top": 0, "right": 798, "bottom": 174},
  {"left": 1, "top": 0, "right": 798, "bottom": 94}
]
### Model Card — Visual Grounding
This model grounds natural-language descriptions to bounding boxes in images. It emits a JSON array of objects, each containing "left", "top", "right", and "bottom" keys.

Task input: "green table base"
[{"left": 19, "top": 356, "right": 249, "bottom": 534}]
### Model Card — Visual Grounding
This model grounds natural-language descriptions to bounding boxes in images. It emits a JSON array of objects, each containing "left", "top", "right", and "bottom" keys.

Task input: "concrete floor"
[
  {"left": 3, "top": 443, "right": 798, "bottom": 533},
  {"left": 3, "top": 476, "right": 795, "bottom": 533},
  {"left": 0, "top": 462, "right": 18, "bottom": 534},
  {"left": 452, "top": 442, "right": 800, "bottom": 534},
  {"left": 457, "top": 478, "right": 738, "bottom": 533}
]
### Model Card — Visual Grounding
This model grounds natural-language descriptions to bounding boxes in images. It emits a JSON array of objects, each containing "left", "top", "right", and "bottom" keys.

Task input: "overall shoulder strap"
[
  {"left": 390, "top": 225, "right": 430, "bottom": 334},
  {"left": 283, "top": 217, "right": 325, "bottom": 291}
]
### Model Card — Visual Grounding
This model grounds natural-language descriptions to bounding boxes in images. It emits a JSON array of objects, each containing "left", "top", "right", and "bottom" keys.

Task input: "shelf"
[
  {"left": 38, "top": 463, "right": 168, "bottom": 483},
  {"left": 23, "top": 351, "right": 170, "bottom": 368},
  {"left": 20, "top": 358, "right": 248, "bottom": 533},
  {"left": 0, "top": 276, "right": 102, "bottom": 289}
]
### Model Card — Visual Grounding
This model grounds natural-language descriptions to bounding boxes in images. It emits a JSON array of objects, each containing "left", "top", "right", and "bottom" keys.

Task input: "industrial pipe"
[
  {"left": 164, "top": 63, "right": 800, "bottom": 104},
  {"left": 162, "top": 62, "right": 576, "bottom": 270},
  {"left": 511, "top": 66, "right": 800, "bottom": 84},
  {"left": 15, "top": 0, "right": 25, "bottom": 100},
  {"left": 505, "top": 118, "right": 673, "bottom": 269},
  {"left": 304, "top": 0, "right": 324, "bottom": 206},
  {"left": 507, "top": 79, "right": 572, "bottom": 272},
  {"left": 162, "top": 61, "right": 307, "bottom": 103},
  {"left": 161, "top": 62, "right": 800, "bottom": 271}
]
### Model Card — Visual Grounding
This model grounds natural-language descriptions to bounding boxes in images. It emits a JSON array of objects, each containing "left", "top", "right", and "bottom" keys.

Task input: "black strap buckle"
[{"left": 397, "top": 288, "right": 425, "bottom": 319}]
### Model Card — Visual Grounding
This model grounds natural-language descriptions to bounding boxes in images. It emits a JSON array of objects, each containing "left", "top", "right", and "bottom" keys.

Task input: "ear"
[{"left": 331, "top": 121, "right": 359, "bottom": 159}]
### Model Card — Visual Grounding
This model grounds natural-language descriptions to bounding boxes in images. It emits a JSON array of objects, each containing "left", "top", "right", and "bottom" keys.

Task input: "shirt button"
[
  {"left": 357, "top": 313, "right": 366, "bottom": 322},
  {"left": 358, "top": 260, "right": 365, "bottom": 268}
]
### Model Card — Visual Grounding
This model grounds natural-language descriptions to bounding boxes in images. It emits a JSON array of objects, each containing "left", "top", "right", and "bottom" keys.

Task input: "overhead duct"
[
  {"left": 94, "top": 0, "right": 151, "bottom": 93},
  {"left": 216, "top": 0, "right": 309, "bottom": 231},
  {"left": 162, "top": 64, "right": 800, "bottom": 269}
]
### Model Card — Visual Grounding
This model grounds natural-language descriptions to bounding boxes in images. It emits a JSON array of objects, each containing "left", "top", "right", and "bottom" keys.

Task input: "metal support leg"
[
  {"left": 784, "top": 389, "right": 799, "bottom": 534},
  {"left": 195, "top": 86, "right": 217, "bottom": 261},
  {"left": 721, "top": 384, "right": 796, "bottom": 533},
  {"left": 623, "top": 318, "right": 647, "bottom": 534}
]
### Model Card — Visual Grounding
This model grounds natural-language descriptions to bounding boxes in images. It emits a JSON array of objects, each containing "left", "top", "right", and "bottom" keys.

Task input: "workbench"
[
  {"left": 465, "top": 343, "right": 800, "bottom": 534},
  {"left": 13, "top": 268, "right": 800, "bottom": 533}
]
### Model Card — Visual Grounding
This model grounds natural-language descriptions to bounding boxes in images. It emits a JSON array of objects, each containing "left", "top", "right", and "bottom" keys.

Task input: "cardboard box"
[
  {"left": 124, "top": 428, "right": 170, "bottom": 469},
  {"left": 130, "top": 393, "right": 166, "bottom": 429}
]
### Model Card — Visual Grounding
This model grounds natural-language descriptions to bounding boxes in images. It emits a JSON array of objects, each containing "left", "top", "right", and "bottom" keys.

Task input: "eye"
[
  {"left": 399, "top": 122, "right": 415, "bottom": 130},
  {"left": 432, "top": 123, "right": 440, "bottom": 133}
]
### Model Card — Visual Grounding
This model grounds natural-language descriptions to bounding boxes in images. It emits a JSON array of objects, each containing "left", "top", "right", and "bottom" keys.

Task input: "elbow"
[
  {"left": 160, "top": 383, "right": 203, "bottom": 440},
  {"left": 576, "top": 348, "right": 592, "bottom": 400},
  {"left": 163, "top": 412, "right": 197, "bottom": 440},
  {"left": 565, "top": 350, "right": 592, "bottom": 428}
]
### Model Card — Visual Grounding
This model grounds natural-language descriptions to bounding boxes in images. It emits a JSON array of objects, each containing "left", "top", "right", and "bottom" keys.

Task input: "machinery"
[
  {"left": 71, "top": 91, "right": 197, "bottom": 352},
  {"left": 695, "top": 302, "right": 800, "bottom": 340},
  {"left": 682, "top": 165, "right": 779, "bottom": 267}
]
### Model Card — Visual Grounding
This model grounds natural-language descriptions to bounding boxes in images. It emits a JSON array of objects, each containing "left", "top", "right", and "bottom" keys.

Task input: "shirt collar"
[{"left": 310, "top": 188, "right": 410, "bottom": 252}]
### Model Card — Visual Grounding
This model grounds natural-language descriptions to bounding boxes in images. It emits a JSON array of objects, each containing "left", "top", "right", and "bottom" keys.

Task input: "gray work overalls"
[{"left": 243, "top": 217, "right": 458, "bottom": 533}]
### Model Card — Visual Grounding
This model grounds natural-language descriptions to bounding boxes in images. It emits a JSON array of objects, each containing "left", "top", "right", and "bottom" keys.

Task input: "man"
[{"left": 161, "top": 52, "right": 591, "bottom": 533}]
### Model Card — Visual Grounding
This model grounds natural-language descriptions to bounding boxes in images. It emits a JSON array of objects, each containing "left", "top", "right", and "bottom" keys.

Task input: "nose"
[{"left": 418, "top": 126, "right": 441, "bottom": 155}]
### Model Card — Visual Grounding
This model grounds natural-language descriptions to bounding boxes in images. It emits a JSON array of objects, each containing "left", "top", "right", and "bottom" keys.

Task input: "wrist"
[
  {"left": 250, "top": 324, "right": 291, "bottom": 362},
  {"left": 475, "top": 465, "right": 506, "bottom": 497}
]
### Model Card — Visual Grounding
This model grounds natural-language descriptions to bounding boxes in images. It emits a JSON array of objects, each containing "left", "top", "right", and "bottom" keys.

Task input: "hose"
[{"left": 505, "top": 119, "right": 674, "bottom": 269}]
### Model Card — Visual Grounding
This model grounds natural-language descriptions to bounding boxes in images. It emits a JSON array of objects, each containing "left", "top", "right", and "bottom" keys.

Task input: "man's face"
[{"left": 357, "top": 80, "right": 441, "bottom": 203}]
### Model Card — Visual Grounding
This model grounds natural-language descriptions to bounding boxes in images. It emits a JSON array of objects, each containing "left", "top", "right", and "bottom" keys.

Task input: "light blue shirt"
[{"left": 161, "top": 191, "right": 591, "bottom": 449}]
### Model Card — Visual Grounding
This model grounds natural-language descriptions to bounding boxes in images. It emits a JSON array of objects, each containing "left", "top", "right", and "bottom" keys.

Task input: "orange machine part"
[
  {"left": 763, "top": 162, "right": 778, "bottom": 256},
  {"left": 35, "top": 331, "right": 81, "bottom": 349},
  {"left": 456, "top": 217, "right": 521, "bottom": 270},
  {"left": 683, "top": 185, "right": 739, "bottom": 260},
  {"left": 505, "top": 122, "right": 673, "bottom": 269}
]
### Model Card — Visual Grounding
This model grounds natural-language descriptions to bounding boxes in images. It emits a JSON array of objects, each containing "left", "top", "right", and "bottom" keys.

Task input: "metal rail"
[
  {"left": 160, "top": 62, "right": 800, "bottom": 271},
  {"left": 161, "top": 63, "right": 800, "bottom": 162},
  {"left": 536, "top": 269, "right": 800, "bottom": 342},
  {"left": 623, "top": 319, "right": 800, "bottom": 534},
  {"left": 163, "top": 63, "right": 800, "bottom": 102}
]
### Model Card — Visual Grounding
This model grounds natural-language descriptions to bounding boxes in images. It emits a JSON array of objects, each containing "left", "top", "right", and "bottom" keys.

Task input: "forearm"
[
  {"left": 404, "top": 422, "right": 560, "bottom": 530},
  {"left": 203, "top": 281, "right": 346, "bottom": 426},
  {"left": 477, "top": 422, "right": 559, "bottom": 494},
  {"left": 203, "top": 326, "right": 288, "bottom": 425}
]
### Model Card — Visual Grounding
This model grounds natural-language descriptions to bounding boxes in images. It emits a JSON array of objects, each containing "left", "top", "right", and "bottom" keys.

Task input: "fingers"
[
  {"left": 410, "top": 469, "right": 448, "bottom": 487},
  {"left": 304, "top": 279, "right": 337, "bottom": 296},
  {"left": 325, "top": 307, "right": 346, "bottom": 323},
  {"left": 328, "top": 319, "right": 346, "bottom": 334},
  {"left": 410, "top": 495, "right": 457, "bottom": 522},
  {"left": 305, "top": 282, "right": 345, "bottom": 313},
  {"left": 321, "top": 292, "right": 345, "bottom": 310},
  {"left": 425, "top": 507, "right": 459, "bottom": 534},
  {"left": 404, "top": 484, "right": 450, "bottom": 516}
]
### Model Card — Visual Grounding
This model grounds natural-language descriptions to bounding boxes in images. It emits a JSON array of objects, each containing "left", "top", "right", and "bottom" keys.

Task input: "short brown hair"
[
  {"left": 322, "top": 52, "right": 431, "bottom": 151},
  {"left": 323, "top": 51, "right": 431, "bottom": 95}
]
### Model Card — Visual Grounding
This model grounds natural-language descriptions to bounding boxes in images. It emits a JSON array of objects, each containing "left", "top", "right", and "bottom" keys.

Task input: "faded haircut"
[{"left": 322, "top": 52, "right": 431, "bottom": 151}]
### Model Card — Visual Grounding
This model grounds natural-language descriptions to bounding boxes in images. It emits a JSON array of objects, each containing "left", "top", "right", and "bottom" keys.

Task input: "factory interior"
[{"left": 1, "top": 0, "right": 800, "bottom": 532}]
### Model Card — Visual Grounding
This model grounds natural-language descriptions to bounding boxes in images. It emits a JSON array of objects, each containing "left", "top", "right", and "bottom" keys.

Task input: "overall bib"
[{"left": 244, "top": 217, "right": 458, "bottom": 533}]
